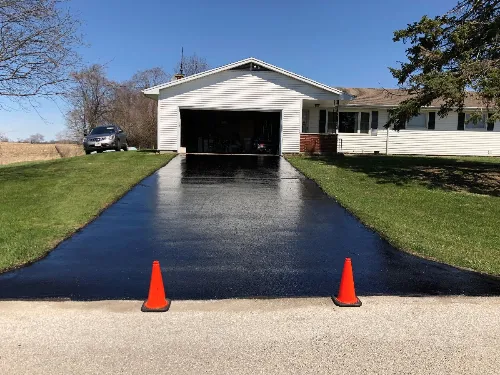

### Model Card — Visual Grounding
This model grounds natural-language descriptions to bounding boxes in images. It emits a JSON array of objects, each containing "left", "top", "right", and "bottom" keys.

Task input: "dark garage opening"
[{"left": 180, "top": 109, "right": 281, "bottom": 154}]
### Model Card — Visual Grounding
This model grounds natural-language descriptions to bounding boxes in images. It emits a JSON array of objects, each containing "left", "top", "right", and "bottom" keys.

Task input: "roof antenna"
[
  {"left": 174, "top": 47, "right": 185, "bottom": 80},
  {"left": 180, "top": 47, "right": 184, "bottom": 75}
]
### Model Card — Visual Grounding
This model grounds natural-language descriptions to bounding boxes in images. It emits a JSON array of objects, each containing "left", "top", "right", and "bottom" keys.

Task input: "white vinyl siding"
[
  {"left": 378, "top": 109, "right": 389, "bottom": 128},
  {"left": 337, "top": 107, "right": 500, "bottom": 156},
  {"left": 435, "top": 112, "right": 459, "bottom": 131},
  {"left": 338, "top": 130, "right": 500, "bottom": 156},
  {"left": 157, "top": 71, "right": 339, "bottom": 153},
  {"left": 345, "top": 109, "right": 500, "bottom": 132}
]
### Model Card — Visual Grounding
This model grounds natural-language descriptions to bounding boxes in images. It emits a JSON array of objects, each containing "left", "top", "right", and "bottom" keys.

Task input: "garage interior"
[{"left": 180, "top": 109, "right": 281, "bottom": 154}]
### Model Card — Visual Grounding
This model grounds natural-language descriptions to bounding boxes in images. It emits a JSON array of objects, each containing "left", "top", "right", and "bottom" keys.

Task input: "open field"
[
  {"left": 0, "top": 142, "right": 84, "bottom": 165},
  {"left": 0, "top": 152, "right": 175, "bottom": 272},
  {"left": 287, "top": 155, "right": 500, "bottom": 275}
]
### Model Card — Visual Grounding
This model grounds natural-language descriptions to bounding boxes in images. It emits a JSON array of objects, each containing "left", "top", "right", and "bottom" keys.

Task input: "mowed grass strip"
[
  {"left": 287, "top": 155, "right": 500, "bottom": 275},
  {"left": 0, "top": 152, "right": 175, "bottom": 272}
]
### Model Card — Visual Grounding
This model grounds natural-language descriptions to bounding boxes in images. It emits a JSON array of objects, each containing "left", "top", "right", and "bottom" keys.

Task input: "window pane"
[
  {"left": 328, "top": 111, "right": 338, "bottom": 134},
  {"left": 465, "top": 114, "right": 486, "bottom": 129},
  {"left": 371, "top": 111, "right": 379, "bottom": 129},
  {"left": 302, "top": 110, "right": 309, "bottom": 133},
  {"left": 487, "top": 113, "right": 494, "bottom": 131},
  {"left": 338, "top": 112, "right": 357, "bottom": 133},
  {"left": 407, "top": 113, "right": 426, "bottom": 128},
  {"left": 319, "top": 110, "right": 326, "bottom": 133},
  {"left": 360, "top": 112, "right": 370, "bottom": 133},
  {"left": 428, "top": 112, "right": 436, "bottom": 130},
  {"left": 458, "top": 113, "right": 465, "bottom": 130}
]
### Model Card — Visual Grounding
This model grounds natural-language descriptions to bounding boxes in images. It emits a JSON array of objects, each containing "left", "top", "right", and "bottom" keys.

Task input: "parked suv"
[{"left": 83, "top": 125, "right": 128, "bottom": 154}]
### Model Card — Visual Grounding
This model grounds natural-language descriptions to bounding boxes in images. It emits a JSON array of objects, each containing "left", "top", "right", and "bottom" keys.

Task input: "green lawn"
[
  {"left": 287, "top": 155, "right": 500, "bottom": 275},
  {"left": 0, "top": 152, "right": 175, "bottom": 272}
]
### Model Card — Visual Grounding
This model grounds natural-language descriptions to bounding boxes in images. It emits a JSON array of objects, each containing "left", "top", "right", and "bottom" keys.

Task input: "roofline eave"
[{"left": 142, "top": 57, "right": 344, "bottom": 96}]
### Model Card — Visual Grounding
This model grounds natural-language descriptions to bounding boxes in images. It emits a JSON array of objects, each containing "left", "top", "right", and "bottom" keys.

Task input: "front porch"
[{"left": 302, "top": 99, "right": 379, "bottom": 136}]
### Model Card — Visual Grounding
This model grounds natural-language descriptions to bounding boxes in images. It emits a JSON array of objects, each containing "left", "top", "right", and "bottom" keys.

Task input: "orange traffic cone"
[
  {"left": 332, "top": 258, "right": 362, "bottom": 307},
  {"left": 141, "top": 260, "right": 171, "bottom": 312}
]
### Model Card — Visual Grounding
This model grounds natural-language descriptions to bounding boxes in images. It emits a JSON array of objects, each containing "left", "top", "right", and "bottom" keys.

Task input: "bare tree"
[
  {"left": 55, "top": 129, "right": 78, "bottom": 143},
  {"left": 174, "top": 53, "right": 210, "bottom": 77},
  {"left": 24, "top": 133, "right": 45, "bottom": 143},
  {"left": 131, "top": 67, "right": 170, "bottom": 90},
  {"left": 109, "top": 67, "right": 168, "bottom": 148},
  {"left": 65, "top": 64, "right": 114, "bottom": 138},
  {"left": 0, "top": 0, "right": 81, "bottom": 107},
  {"left": 64, "top": 55, "right": 208, "bottom": 148},
  {"left": 0, "top": 132, "right": 8, "bottom": 142}
]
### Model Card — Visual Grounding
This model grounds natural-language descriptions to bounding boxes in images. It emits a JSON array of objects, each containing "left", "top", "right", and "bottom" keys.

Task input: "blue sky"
[{"left": 0, "top": 0, "right": 458, "bottom": 140}]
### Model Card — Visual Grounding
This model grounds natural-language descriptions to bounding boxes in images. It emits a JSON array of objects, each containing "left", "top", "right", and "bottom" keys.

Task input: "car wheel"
[
  {"left": 85, "top": 150, "right": 91, "bottom": 155},
  {"left": 115, "top": 141, "right": 121, "bottom": 152},
  {"left": 122, "top": 143, "right": 128, "bottom": 151}
]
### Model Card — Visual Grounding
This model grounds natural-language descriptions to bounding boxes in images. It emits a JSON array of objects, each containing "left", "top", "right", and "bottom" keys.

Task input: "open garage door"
[{"left": 180, "top": 110, "right": 281, "bottom": 154}]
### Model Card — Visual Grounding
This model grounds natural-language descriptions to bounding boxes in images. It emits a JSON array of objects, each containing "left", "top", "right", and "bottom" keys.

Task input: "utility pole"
[{"left": 386, "top": 127, "right": 389, "bottom": 155}]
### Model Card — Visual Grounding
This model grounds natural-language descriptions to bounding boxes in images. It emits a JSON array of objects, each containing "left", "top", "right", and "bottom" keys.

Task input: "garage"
[
  {"left": 180, "top": 109, "right": 281, "bottom": 154},
  {"left": 143, "top": 57, "right": 343, "bottom": 154}
]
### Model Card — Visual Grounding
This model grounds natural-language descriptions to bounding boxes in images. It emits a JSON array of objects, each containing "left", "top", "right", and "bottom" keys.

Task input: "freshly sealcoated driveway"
[{"left": 0, "top": 154, "right": 499, "bottom": 300}]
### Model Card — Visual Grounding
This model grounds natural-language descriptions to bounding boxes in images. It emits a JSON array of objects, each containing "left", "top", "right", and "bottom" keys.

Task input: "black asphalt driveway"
[{"left": 1, "top": 155, "right": 500, "bottom": 300}]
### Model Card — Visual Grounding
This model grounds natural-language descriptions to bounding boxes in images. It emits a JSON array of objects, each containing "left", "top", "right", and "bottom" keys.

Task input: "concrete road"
[{"left": 1, "top": 297, "right": 499, "bottom": 374}]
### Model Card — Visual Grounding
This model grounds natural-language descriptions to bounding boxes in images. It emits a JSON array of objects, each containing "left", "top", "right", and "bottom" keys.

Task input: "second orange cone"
[
  {"left": 141, "top": 260, "right": 171, "bottom": 312},
  {"left": 332, "top": 258, "right": 362, "bottom": 307}
]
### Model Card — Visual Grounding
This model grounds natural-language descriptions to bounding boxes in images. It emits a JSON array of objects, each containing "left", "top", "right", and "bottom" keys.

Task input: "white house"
[{"left": 143, "top": 57, "right": 500, "bottom": 157}]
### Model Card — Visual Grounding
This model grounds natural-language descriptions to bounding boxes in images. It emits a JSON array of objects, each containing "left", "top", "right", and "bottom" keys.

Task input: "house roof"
[
  {"left": 339, "top": 87, "right": 486, "bottom": 109},
  {"left": 142, "top": 57, "right": 344, "bottom": 97}
]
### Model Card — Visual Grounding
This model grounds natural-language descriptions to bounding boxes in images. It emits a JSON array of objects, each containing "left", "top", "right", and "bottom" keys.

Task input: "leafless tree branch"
[{"left": 0, "top": 0, "right": 82, "bottom": 109}]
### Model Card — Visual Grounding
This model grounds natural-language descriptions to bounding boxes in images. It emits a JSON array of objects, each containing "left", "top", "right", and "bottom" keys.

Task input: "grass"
[
  {"left": 0, "top": 152, "right": 175, "bottom": 272},
  {"left": 287, "top": 154, "right": 500, "bottom": 276}
]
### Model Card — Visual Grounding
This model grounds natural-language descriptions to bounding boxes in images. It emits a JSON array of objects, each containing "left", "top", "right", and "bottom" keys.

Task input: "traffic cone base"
[
  {"left": 332, "top": 296, "right": 362, "bottom": 307},
  {"left": 141, "top": 299, "right": 171, "bottom": 312}
]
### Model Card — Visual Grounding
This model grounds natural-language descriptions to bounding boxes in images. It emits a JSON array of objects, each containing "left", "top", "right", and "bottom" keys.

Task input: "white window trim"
[{"left": 334, "top": 110, "right": 372, "bottom": 134}]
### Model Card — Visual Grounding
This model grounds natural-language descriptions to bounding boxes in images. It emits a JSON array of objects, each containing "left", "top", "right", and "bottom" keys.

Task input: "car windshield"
[{"left": 90, "top": 126, "right": 115, "bottom": 135}]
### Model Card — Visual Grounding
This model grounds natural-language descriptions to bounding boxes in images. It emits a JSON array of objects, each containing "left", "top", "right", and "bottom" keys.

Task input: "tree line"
[
  {"left": 63, "top": 54, "right": 208, "bottom": 148},
  {"left": 0, "top": 0, "right": 498, "bottom": 140},
  {"left": 0, "top": 0, "right": 208, "bottom": 147}
]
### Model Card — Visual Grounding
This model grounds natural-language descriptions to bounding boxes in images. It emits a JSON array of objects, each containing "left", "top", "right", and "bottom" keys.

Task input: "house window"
[
  {"left": 319, "top": 110, "right": 326, "bottom": 133},
  {"left": 302, "top": 109, "right": 309, "bottom": 133},
  {"left": 338, "top": 112, "right": 358, "bottom": 133},
  {"left": 328, "top": 111, "right": 337, "bottom": 133},
  {"left": 407, "top": 113, "right": 427, "bottom": 129},
  {"left": 428, "top": 112, "right": 436, "bottom": 130},
  {"left": 458, "top": 113, "right": 465, "bottom": 130},
  {"left": 465, "top": 113, "right": 486, "bottom": 130},
  {"left": 487, "top": 114, "right": 495, "bottom": 131},
  {"left": 360, "top": 112, "right": 370, "bottom": 133},
  {"left": 371, "top": 111, "right": 379, "bottom": 129}
]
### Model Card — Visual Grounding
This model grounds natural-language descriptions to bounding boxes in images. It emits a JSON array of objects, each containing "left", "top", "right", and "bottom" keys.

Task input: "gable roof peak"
[{"left": 143, "top": 57, "right": 343, "bottom": 97}]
